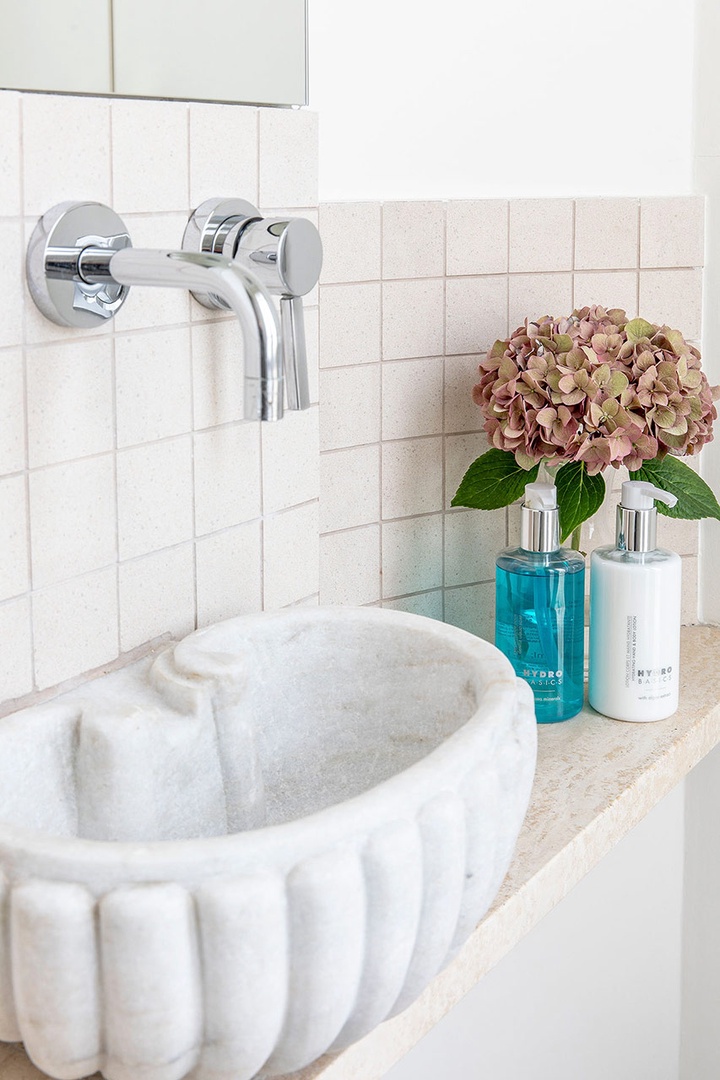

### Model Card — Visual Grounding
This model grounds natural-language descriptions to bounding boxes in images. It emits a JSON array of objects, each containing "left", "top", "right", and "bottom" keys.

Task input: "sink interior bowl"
[
  {"left": 2, "top": 611, "right": 487, "bottom": 842},
  {"left": 0, "top": 607, "right": 537, "bottom": 1080}
]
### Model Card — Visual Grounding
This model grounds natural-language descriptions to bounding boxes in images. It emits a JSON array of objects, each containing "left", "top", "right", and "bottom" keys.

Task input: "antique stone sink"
[{"left": 0, "top": 607, "right": 536, "bottom": 1080}]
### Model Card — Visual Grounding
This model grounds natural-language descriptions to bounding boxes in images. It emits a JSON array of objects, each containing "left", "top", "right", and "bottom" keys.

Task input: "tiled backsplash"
[
  {"left": 0, "top": 91, "right": 320, "bottom": 705},
  {"left": 318, "top": 195, "right": 704, "bottom": 633},
  {"left": 0, "top": 88, "right": 705, "bottom": 709}
]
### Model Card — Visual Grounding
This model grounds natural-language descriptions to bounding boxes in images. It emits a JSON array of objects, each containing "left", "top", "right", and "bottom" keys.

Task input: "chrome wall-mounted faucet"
[
  {"left": 26, "top": 200, "right": 323, "bottom": 422},
  {"left": 183, "top": 198, "right": 322, "bottom": 412}
]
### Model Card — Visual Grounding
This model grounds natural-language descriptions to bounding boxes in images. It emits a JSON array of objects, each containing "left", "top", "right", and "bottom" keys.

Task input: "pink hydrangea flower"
[{"left": 473, "top": 306, "right": 719, "bottom": 475}]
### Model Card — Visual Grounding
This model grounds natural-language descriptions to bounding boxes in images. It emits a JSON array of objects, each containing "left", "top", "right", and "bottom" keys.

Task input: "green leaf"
[
  {"left": 555, "top": 460, "right": 606, "bottom": 542},
  {"left": 451, "top": 449, "right": 540, "bottom": 511},
  {"left": 625, "top": 317, "right": 656, "bottom": 343},
  {"left": 629, "top": 456, "right": 720, "bottom": 521}
]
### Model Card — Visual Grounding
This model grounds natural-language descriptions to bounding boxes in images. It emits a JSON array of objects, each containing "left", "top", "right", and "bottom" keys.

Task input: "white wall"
[
  {"left": 309, "top": 0, "right": 695, "bottom": 202},
  {"left": 681, "top": 746, "right": 720, "bottom": 1079},
  {"left": 387, "top": 785, "right": 685, "bottom": 1080}
]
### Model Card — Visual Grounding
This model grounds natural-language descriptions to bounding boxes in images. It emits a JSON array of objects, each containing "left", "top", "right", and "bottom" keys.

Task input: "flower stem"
[{"left": 570, "top": 525, "right": 583, "bottom": 551}]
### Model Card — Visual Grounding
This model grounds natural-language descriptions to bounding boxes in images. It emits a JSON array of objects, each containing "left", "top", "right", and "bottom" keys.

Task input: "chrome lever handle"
[
  {"left": 281, "top": 296, "right": 311, "bottom": 411},
  {"left": 182, "top": 198, "right": 322, "bottom": 415}
]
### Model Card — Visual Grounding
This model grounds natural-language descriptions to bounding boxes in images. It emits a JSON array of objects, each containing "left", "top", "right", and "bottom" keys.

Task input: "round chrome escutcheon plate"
[{"left": 26, "top": 201, "right": 132, "bottom": 328}]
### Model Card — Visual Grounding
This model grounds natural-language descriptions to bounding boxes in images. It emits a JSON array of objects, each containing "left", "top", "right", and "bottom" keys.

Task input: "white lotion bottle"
[{"left": 589, "top": 480, "right": 682, "bottom": 722}]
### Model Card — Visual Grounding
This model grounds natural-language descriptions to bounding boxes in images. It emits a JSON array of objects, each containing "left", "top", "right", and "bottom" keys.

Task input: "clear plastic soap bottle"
[
  {"left": 589, "top": 480, "right": 681, "bottom": 722},
  {"left": 495, "top": 482, "right": 585, "bottom": 723}
]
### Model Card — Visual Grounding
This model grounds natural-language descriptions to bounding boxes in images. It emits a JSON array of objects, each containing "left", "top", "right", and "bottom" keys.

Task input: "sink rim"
[{"left": 0, "top": 607, "right": 527, "bottom": 877}]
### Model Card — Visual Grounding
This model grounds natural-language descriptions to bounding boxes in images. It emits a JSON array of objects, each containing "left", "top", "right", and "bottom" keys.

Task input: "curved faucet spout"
[{"left": 91, "top": 248, "right": 283, "bottom": 422}]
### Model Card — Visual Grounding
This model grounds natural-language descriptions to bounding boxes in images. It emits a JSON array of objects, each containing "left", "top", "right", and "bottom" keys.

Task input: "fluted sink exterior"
[{"left": 0, "top": 607, "right": 537, "bottom": 1080}]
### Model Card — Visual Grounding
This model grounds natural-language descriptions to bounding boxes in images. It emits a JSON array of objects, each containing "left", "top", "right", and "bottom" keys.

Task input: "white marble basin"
[{"left": 0, "top": 607, "right": 536, "bottom": 1080}]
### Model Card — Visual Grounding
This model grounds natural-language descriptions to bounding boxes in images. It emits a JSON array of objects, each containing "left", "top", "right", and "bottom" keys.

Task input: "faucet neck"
[{"left": 108, "top": 248, "right": 282, "bottom": 422}]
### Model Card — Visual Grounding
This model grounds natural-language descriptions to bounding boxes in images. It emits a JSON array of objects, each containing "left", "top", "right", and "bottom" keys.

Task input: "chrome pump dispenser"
[{"left": 589, "top": 480, "right": 682, "bottom": 722}]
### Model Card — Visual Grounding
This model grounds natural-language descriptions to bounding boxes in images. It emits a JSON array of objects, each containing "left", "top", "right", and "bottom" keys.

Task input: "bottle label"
[
  {"left": 496, "top": 617, "right": 564, "bottom": 697},
  {"left": 624, "top": 614, "right": 674, "bottom": 701}
]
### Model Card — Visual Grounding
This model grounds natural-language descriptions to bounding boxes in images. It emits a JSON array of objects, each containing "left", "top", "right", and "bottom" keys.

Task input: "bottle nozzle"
[
  {"left": 520, "top": 482, "right": 559, "bottom": 551},
  {"left": 621, "top": 480, "right": 678, "bottom": 511},
  {"left": 524, "top": 482, "right": 557, "bottom": 511}
]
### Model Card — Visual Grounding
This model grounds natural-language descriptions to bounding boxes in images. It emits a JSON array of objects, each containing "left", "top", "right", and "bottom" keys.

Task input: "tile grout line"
[
  {"left": 109, "top": 91, "right": 122, "bottom": 656},
  {"left": 17, "top": 93, "right": 37, "bottom": 695},
  {"left": 441, "top": 202, "right": 448, "bottom": 622},
  {"left": 378, "top": 202, "right": 385, "bottom": 606},
  {"left": 636, "top": 198, "right": 642, "bottom": 316}
]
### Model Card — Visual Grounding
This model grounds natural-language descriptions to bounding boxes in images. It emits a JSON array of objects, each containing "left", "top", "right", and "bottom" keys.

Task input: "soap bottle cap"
[
  {"left": 617, "top": 480, "right": 678, "bottom": 552},
  {"left": 520, "top": 482, "right": 560, "bottom": 552}
]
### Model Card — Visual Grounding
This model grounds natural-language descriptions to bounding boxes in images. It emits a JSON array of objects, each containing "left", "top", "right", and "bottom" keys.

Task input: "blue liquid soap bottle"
[{"left": 495, "top": 481, "right": 585, "bottom": 723}]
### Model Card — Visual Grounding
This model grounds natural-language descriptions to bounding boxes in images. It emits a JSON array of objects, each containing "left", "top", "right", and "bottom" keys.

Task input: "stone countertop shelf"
[{"left": 1, "top": 624, "right": 719, "bottom": 1080}]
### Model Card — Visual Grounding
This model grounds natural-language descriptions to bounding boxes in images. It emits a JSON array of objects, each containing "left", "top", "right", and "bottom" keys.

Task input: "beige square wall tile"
[
  {"left": 32, "top": 566, "right": 118, "bottom": 689},
  {"left": 112, "top": 214, "right": 191, "bottom": 332},
  {"left": 117, "top": 437, "right": 194, "bottom": 560},
  {"left": 0, "top": 475, "right": 28, "bottom": 601},
  {"left": 0, "top": 93, "right": 20, "bottom": 217},
  {"left": 381, "top": 515, "right": 443, "bottom": 597},
  {"left": 509, "top": 273, "right": 573, "bottom": 331},
  {"left": 320, "top": 365, "right": 381, "bottom": 451},
  {"left": 192, "top": 319, "right": 246, "bottom": 429},
  {"left": 320, "top": 525, "right": 381, "bottom": 606},
  {"left": 259, "top": 109, "right": 318, "bottom": 209},
  {"left": 681, "top": 555, "right": 699, "bottom": 625},
  {"left": 116, "top": 328, "right": 193, "bottom": 448},
  {"left": 641, "top": 197, "right": 705, "bottom": 268},
  {"left": 0, "top": 221, "right": 24, "bottom": 348},
  {"left": 509, "top": 199, "right": 574, "bottom": 273},
  {"left": 574, "top": 198, "right": 638, "bottom": 271},
  {"left": 319, "top": 283, "right": 381, "bottom": 367},
  {"left": 190, "top": 103, "right": 258, "bottom": 207},
  {"left": 446, "top": 200, "right": 508, "bottom": 276},
  {"left": 0, "top": 597, "right": 33, "bottom": 702},
  {"left": 444, "top": 354, "right": 485, "bottom": 434},
  {"left": 196, "top": 521, "right": 262, "bottom": 628},
  {"left": 29, "top": 456, "right": 116, "bottom": 589},
  {"left": 382, "top": 359, "right": 443, "bottom": 444},
  {"left": 660, "top": 516, "right": 699, "bottom": 557},
  {"left": 445, "top": 432, "right": 491, "bottom": 509},
  {"left": 320, "top": 444, "right": 380, "bottom": 533},
  {"left": 23, "top": 94, "right": 110, "bottom": 216},
  {"left": 382, "top": 201, "right": 445, "bottom": 280},
  {"left": 0, "top": 347, "right": 25, "bottom": 474},
  {"left": 382, "top": 438, "right": 443, "bottom": 519},
  {"left": 264, "top": 501, "right": 319, "bottom": 609},
  {"left": 382, "top": 590, "right": 443, "bottom": 621},
  {"left": 446, "top": 276, "right": 508, "bottom": 357},
  {"left": 639, "top": 269, "right": 703, "bottom": 340},
  {"left": 119, "top": 544, "right": 196, "bottom": 651},
  {"left": 262, "top": 406, "right": 319, "bottom": 514},
  {"left": 319, "top": 202, "right": 382, "bottom": 284},
  {"left": 194, "top": 423, "right": 261, "bottom": 535},
  {"left": 26, "top": 338, "right": 114, "bottom": 468},
  {"left": 112, "top": 98, "right": 188, "bottom": 214},
  {"left": 573, "top": 271, "right": 638, "bottom": 317},
  {"left": 383, "top": 279, "right": 445, "bottom": 361},
  {"left": 444, "top": 508, "right": 507, "bottom": 587},
  {"left": 444, "top": 582, "right": 495, "bottom": 642}
]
